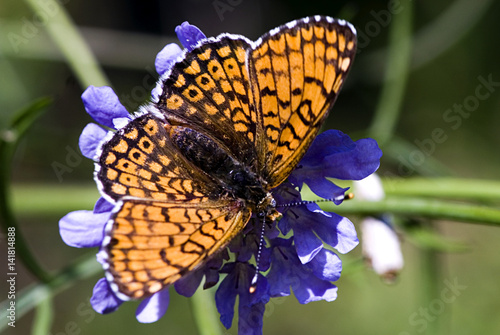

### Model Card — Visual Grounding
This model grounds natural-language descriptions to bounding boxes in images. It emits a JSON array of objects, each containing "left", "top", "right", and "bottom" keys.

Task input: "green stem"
[
  {"left": 0, "top": 99, "right": 53, "bottom": 283},
  {"left": 369, "top": 0, "right": 413, "bottom": 145},
  {"left": 191, "top": 288, "right": 223, "bottom": 335},
  {"left": 0, "top": 253, "right": 101, "bottom": 333},
  {"left": 383, "top": 177, "right": 500, "bottom": 200},
  {"left": 13, "top": 178, "right": 500, "bottom": 225},
  {"left": 321, "top": 196, "right": 500, "bottom": 226},
  {"left": 420, "top": 233, "right": 442, "bottom": 335},
  {"left": 31, "top": 296, "right": 54, "bottom": 335},
  {"left": 23, "top": 0, "right": 109, "bottom": 88}
]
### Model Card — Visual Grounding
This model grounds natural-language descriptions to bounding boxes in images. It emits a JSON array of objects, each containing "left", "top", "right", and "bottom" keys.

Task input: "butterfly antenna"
[
  {"left": 249, "top": 192, "right": 354, "bottom": 293},
  {"left": 276, "top": 192, "right": 354, "bottom": 208},
  {"left": 249, "top": 214, "right": 267, "bottom": 294}
]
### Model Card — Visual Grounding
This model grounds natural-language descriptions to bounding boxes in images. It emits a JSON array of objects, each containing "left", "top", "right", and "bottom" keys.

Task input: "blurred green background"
[{"left": 1, "top": 0, "right": 500, "bottom": 334}]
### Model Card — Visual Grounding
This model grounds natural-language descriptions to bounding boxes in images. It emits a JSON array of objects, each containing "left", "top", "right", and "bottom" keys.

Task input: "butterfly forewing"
[
  {"left": 248, "top": 17, "right": 357, "bottom": 187},
  {"left": 157, "top": 36, "right": 259, "bottom": 168}
]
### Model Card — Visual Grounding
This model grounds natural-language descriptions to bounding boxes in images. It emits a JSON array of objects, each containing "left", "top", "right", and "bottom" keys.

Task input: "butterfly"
[{"left": 95, "top": 15, "right": 357, "bottom": 300}]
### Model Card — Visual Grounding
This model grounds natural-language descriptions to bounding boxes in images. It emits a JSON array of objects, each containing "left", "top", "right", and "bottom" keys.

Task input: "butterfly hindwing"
[
  {"left": 102, "top": 198, "right": 251, "bottom": 300},
  {"left": 96, "top": 113, "right": 219, "bottom": 203}
]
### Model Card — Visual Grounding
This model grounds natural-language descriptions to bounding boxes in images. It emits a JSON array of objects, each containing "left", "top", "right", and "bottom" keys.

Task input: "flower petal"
[
  {"left": 93, "top": 197, "right": 114, "bottom": 213},
  {"left": 216, "top": 262, "right": 269, "bottom": 330},
  {"left": 268, "top": 239, "right": 339, "bottom": 304},
  {"left": 155, "top": 43, "right": 182, "bottom": 76},
  {"left": 353, "top": 173, "right": 385, "bottom": 201},
  {"left": 239, "top": 302, "right": 265, "bottom": 335},
  {"left": 310, "top": 208, "right": 359, "bottom": 254},
  {"left": 306, "top": 249, "right": 342, "bottom": 282},
  {"left": 79, "top": 123, "right": 107, "bottom": 160},
  {"left": 215, "top": 264, "right": 238, "bottom": 329},
  {"left": 361, "top": 217, "right": 404, "bottom": 278},
  {"left": 303, "top": 177, "right": 349, "bottom": 204},
  {"left": 332, "top": 216, "right": 359, "bottom": 254},
  {"left": 267, "top": 239, "right": 293, "bottom": 297},
  {"left": 175, "top": 22, "right": 206, "bottom": 51},
  {"left": 293, "top": 275, "right": 338, "bottom": 304},
  {"left": 293, "top": 224, "right": 323, "bottom": 264},
  {"left": 136, "top": 289, "right": 170, "bottom": 323},
  {"left": 290, "top": 130, "right": 382, "bottom": 186},
  {"left": 322, "top": 137, "right": 382, "bottom": 181},
  {"left": 81, "top": 86, "right": 129, "bottom": 128},
  {"left": 90, "top": 278, "right": 123, "bottom": 314},
  {"left": 174, "top": 269, "right": 203, "bottom": 297},
  {"left": 59, "top": 210, "right": 108, "bottom": 248}
]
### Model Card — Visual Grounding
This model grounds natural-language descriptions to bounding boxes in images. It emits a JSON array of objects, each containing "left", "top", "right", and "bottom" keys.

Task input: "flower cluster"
[{"left": 59, "top": 22, "right": 382, "bottom": 334}]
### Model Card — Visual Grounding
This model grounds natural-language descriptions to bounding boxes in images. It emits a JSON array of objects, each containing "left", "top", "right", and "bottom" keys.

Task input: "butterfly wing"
[
  {"left": 156, "top": 36, "right": 259, "bottom": 170},
  {"left": 96, "top": 112, "right": 221, "bottom": 203},
  {"left": 248, "top": 16, "right": 357, "bottom": 188},
  {"left": 96, "top": 113, "right": 252, "bottom": 299},
  {"left": 102, "top": 197, "right": 250, "bottom": 300}
]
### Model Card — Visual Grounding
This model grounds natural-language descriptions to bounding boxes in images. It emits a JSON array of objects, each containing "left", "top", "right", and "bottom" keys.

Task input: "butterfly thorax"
[{"left": 168, "top": 124, "right": 270, "bottom": 208}]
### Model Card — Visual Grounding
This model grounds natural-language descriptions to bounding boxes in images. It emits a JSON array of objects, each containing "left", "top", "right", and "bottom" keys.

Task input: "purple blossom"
[{"left": 59, "top": 20, "right": 383, "bottom": 334}]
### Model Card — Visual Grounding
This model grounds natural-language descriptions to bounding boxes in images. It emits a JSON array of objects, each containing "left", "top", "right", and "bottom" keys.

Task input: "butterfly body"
[
  {"left": 166, "top": 123, "right": 269, "bottom": 206},
  {"left": 95, "top": 15, "right": 357, "bottom": 300}
]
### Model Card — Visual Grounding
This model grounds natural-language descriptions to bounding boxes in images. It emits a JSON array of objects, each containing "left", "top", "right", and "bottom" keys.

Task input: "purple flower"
[
  {"left": 155, "top": 43, "right": 182, "bottom": 77},
  {"left": 59, "top": 20, "right": 383, "bottom": 334}
]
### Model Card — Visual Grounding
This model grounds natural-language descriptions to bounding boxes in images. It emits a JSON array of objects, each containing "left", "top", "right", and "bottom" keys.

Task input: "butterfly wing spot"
[
  {"left": 198, "top": 48, "right": 212, "bottom": 61},
  {"left": 124, "top": 128, "right": 138, "bottom": 140},
  {"left": 113, "top": 139, "right": 128, "bottom": 153},
  {"left": 166, "top": 94, "right": 185, "bottom": 110},
  {"left": 185, "top": 59, "right": 201, "bottom": 75}
]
